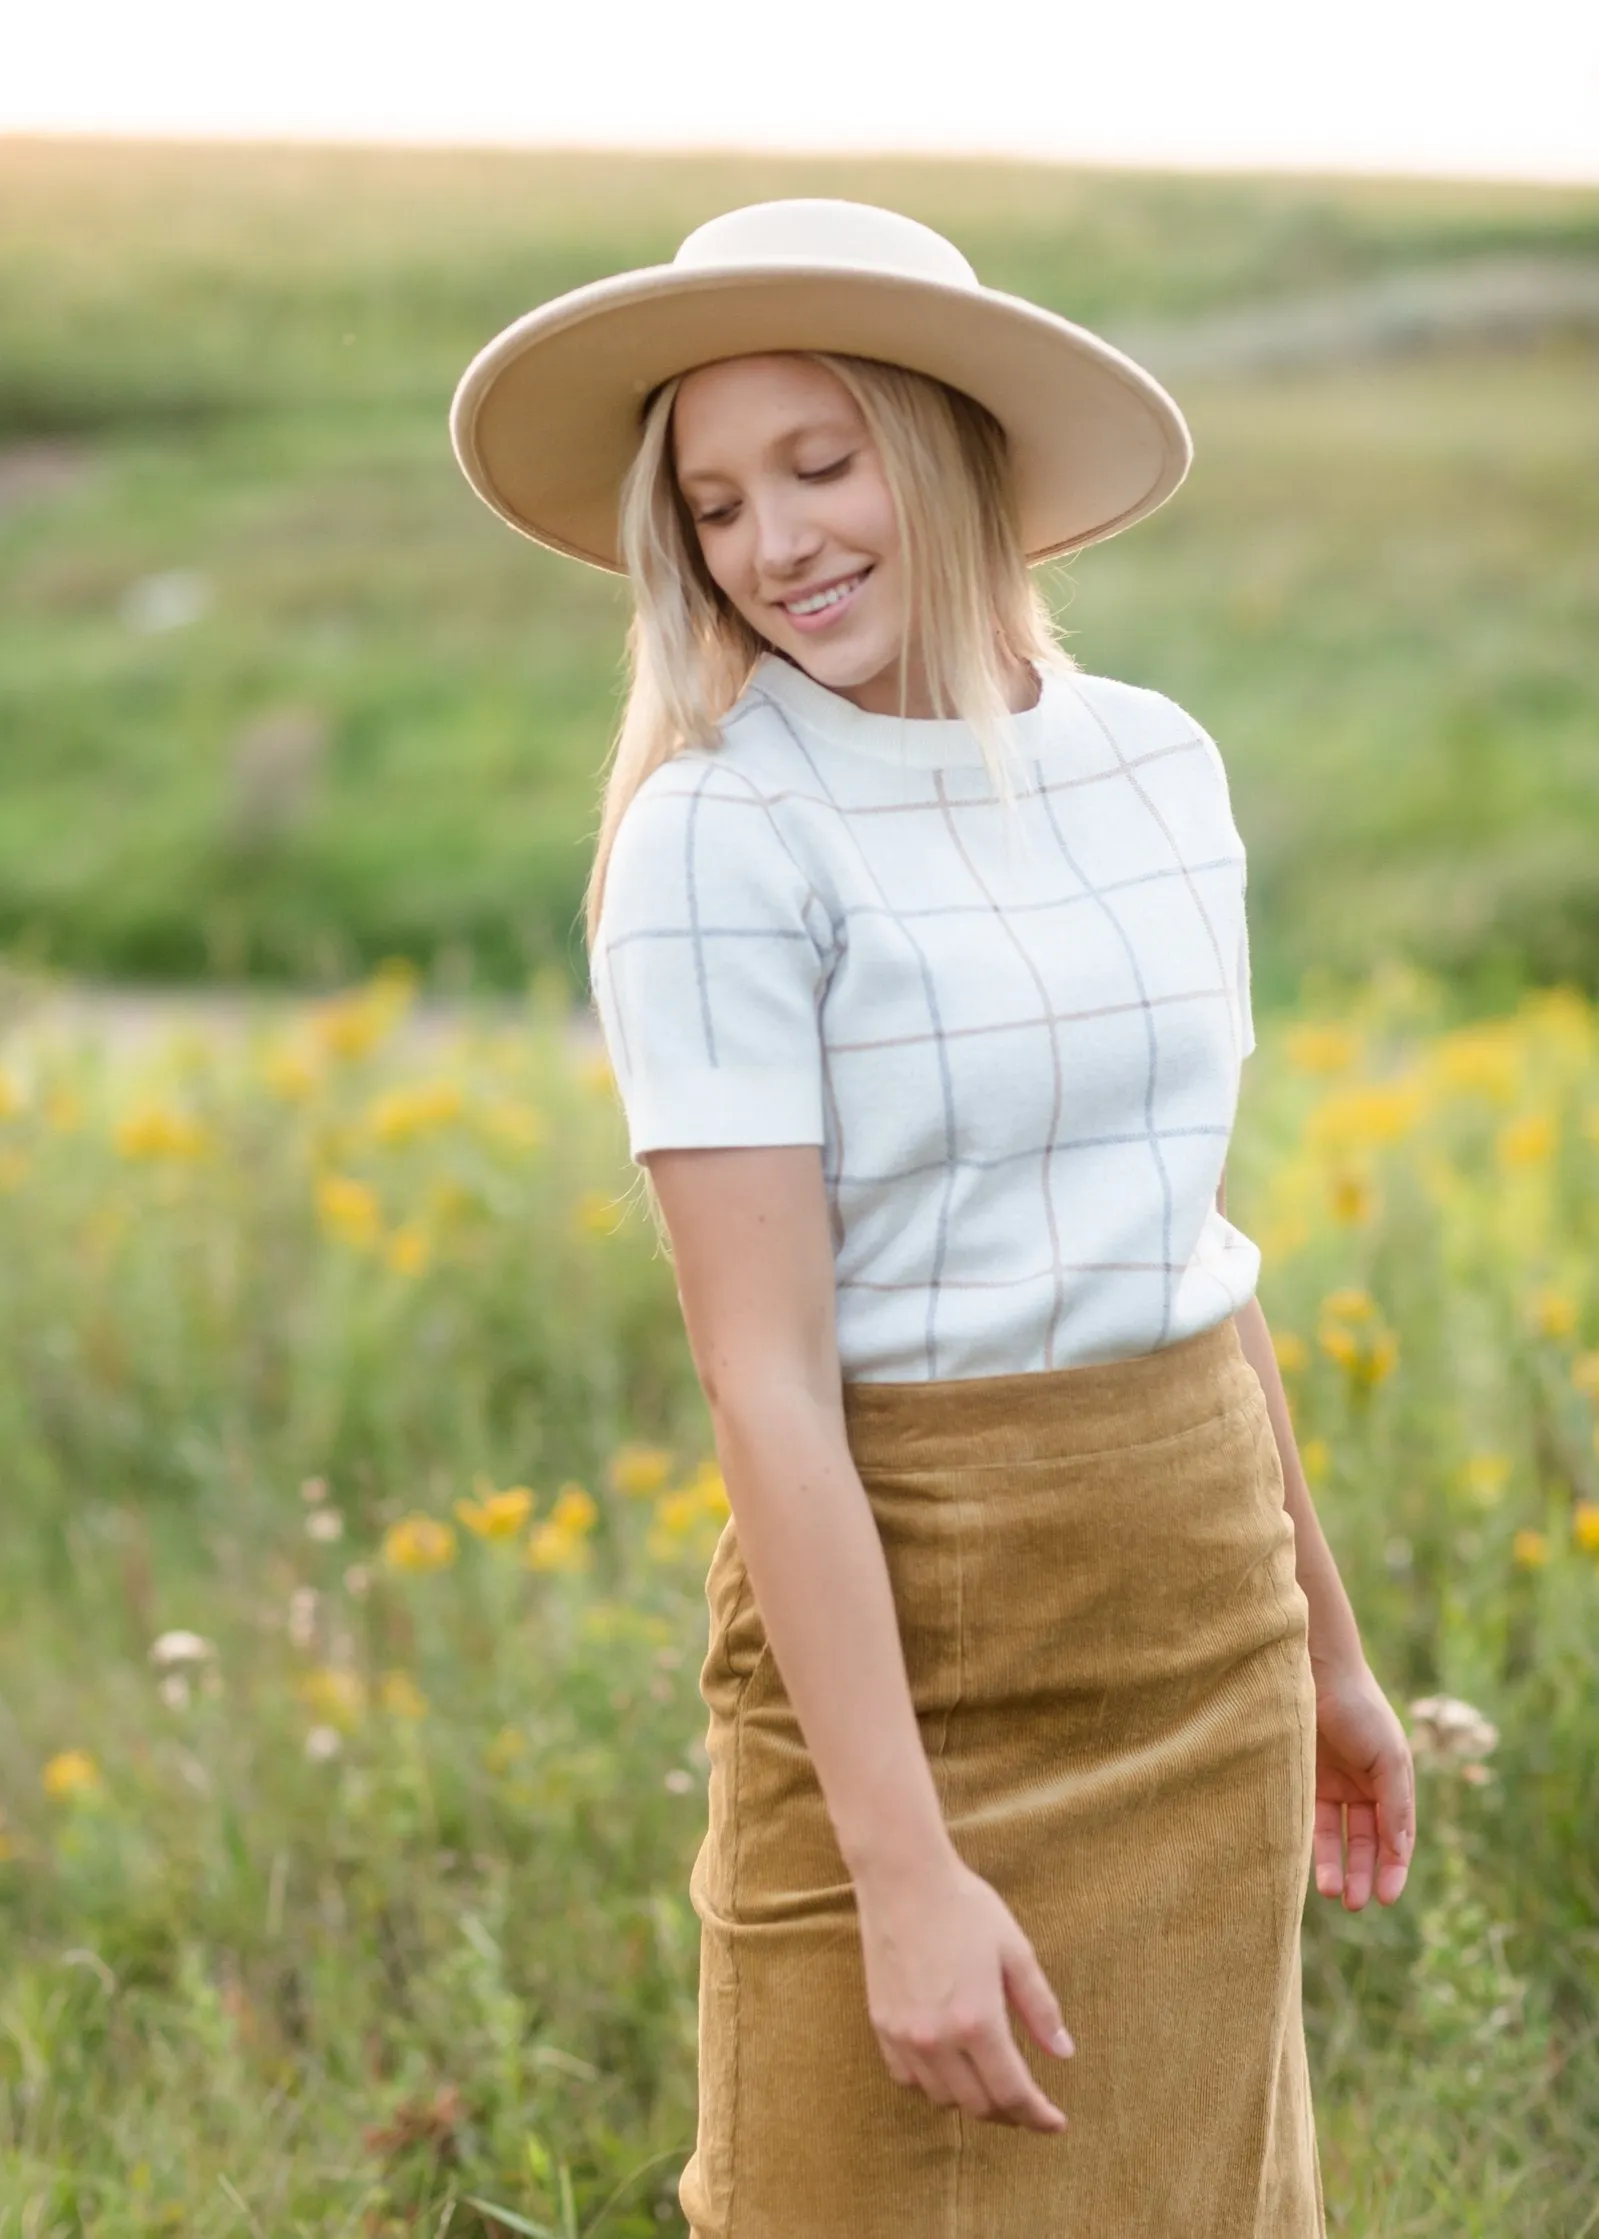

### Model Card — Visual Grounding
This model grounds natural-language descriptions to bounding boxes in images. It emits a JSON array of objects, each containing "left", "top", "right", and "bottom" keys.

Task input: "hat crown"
[{"left": 672, "top": 198, "right": 980, "bottom": 291}]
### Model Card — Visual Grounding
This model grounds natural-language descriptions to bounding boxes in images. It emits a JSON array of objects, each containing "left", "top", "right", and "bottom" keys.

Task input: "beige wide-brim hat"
[{"left": 449, "top": 197, "right": 1191, "bottom": 574}]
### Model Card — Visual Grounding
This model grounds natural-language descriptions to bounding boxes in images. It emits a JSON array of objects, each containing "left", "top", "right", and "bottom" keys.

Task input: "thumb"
[{"left": 1000, "top": 1930, "right": 1074, "bottom": 2058}]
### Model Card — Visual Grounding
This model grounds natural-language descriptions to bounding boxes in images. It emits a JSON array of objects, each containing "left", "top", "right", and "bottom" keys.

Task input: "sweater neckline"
[{"left": 748, "top": 650, "right": 1066, "bottom": 768}]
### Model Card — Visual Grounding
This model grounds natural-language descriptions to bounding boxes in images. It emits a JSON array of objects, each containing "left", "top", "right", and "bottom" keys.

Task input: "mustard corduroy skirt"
[{"left": 680, "top": 1313, "right": 1325, "bottom": 2238}]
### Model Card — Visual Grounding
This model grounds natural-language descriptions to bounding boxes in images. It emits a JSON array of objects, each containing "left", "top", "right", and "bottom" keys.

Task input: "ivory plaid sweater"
[{"left": 590, "top": 651, "right": 1261, "bottom": 1383}]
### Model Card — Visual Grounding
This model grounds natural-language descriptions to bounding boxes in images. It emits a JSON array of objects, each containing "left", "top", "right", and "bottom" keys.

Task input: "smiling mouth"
[{"left": 778, "top": 567, "right": 873, "bottom": 618}]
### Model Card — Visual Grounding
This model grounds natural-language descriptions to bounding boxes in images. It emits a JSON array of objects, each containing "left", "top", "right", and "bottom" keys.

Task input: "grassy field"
[
  {"left": 1, "top": 962, "right": 1599, "bottom": 2232},
  {"left": 0, "top": 140, "right": 1597, "bottom": 1006}
]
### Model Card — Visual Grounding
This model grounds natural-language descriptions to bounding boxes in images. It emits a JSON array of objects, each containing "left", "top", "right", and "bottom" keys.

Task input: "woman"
[{"left": 451, "top": 197, "right": 1417, "bottom": 2239}]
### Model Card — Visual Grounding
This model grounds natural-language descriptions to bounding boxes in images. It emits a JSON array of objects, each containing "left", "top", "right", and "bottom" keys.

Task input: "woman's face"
[{"left": 671, "top": 354, "right": 921, "bottom": 715}]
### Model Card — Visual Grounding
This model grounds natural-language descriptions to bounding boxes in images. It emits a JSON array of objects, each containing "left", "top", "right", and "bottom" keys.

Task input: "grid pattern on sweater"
[{"left": 590, "top": 653, "right": 1261, "bottom": 1382}]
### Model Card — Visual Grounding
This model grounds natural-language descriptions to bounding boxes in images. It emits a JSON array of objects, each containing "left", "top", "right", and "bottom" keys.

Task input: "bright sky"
[{"left": 6, "top": 0, "right": 1598, "bottom": 184}]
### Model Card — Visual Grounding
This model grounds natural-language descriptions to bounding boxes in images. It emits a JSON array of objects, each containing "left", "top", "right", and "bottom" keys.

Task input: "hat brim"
[{"left": 449, "top": 262, "right": 1192, "bottom": 573}]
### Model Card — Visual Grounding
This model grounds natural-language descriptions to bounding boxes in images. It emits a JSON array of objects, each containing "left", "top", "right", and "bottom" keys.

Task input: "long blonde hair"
[{"left": 580, "top": 350, "right": 1076, "bottom": 955}]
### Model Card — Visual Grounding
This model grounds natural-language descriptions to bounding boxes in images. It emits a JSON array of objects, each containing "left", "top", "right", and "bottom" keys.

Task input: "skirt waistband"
[{"left": 839, "top": 1313, "right": 1252, "bottom": 1473}]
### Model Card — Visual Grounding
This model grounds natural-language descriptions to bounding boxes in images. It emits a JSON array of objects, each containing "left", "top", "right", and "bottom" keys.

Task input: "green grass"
[
  {"left": 0, "top": 140, "right": 1597, "bottom": 1006},
  {"left": 1, "top": 970, "right": 1599, "bottom": 2231}
]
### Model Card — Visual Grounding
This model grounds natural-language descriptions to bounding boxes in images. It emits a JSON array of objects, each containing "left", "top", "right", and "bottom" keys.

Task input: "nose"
[{"left": 750, "top": 485, "right": 824, "bottom": 586}]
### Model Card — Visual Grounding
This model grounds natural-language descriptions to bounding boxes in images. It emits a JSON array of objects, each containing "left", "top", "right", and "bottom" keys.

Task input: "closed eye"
[{"left": 692, "top": 454, "right": 855, "bottom": 528}]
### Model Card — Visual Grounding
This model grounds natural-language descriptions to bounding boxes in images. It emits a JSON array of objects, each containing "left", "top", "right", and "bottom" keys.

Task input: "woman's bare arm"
[
  {"left": 1218, "top": 1165, "right": 1416, "bottom": 1907},
  {"left": 644, "top": 1141, "right": 954, "bottom": 1883},
  {"left": 644, "top": 1141, "right": 1073, "bottom": 2127}
]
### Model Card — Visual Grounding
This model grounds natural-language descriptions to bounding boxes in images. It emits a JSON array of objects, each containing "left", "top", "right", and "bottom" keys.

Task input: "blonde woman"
[{"left": 451, "top": 199, "right": 1416, "bottom": 2239}]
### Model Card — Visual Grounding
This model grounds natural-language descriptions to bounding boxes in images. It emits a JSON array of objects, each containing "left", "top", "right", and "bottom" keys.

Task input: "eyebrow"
[{"left": 674, "top": 414, "right": 859, "bottom": 491}]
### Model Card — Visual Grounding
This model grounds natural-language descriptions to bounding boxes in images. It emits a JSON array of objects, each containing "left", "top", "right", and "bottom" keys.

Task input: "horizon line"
[{"left": 4, "top": 124, "right": 1597, "bottom": 194}]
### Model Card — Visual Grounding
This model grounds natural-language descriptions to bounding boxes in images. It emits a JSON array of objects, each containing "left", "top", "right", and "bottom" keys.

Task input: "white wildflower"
[
  {"left": 1408, "top": 1694, "right": 1499, "bottom": 1766},
  {"left": 287, "top": 1586, "right": 319, "bottom": 1651},
  {"left": 305, "top": 1509, "right": 344, "bottom": 1543},
  {"left": 304, "top": 1724, "right": 342, "bottom": 1763},
  {"left": 158, "top": 1672, "right": 191, "bottom": 1711},
  {"left": 121, "top": 568, "right": 211, "bottom": 634},
  {"left": 148, "top": 1630, "right": 217, "bottom": 1669}
]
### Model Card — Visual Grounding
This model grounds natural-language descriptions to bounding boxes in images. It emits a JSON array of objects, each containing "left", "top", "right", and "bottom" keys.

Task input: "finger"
[
  {"left": 1374, "top": 1745, "right": 1417, "bottom": 1905},
  {"left": 1000, "top": 1939, "right": 1075, "bottom": 2058},
  {"left": 1342, "top": 1800, "right": 1378, "bottom": 1910},
  {"left": 969, "top": 2027, "right": 1067, "bottom": 2133},
  {"left": 1312, "top": 1799, "right": 1345, "bottom": 1899},
  {"left": 898, "top": 2044, "right": 957, "bottom": 2112},
  {"left": 941, "top": 2045, "right": 1007, "bottom": 2122}
]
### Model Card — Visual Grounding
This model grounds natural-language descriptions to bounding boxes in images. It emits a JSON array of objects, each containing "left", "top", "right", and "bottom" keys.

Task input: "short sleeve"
[
  {"left": 1236, "top": 896, "right": 1257, "bottom": 1059},
  {"left": 1190, "top": 711, "right": 1256, "bottom": 1064},
  {"left": 590, "top": 758, "right": 830, "bottom": 1161}
]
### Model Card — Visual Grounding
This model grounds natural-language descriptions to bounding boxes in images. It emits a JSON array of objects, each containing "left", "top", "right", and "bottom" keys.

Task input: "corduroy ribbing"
[{"left": 680, "top": 1312, "right": 1326, "bottom": 2238}]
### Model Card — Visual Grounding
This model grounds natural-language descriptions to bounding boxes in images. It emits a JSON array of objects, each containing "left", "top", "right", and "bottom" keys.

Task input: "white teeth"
[{"left": 786, "top": 572, "right": 865, "bottom": 616}]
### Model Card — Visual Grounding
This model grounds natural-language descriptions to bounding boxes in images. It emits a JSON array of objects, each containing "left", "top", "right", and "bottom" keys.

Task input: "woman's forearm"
[
  {"left": 708, "top": 1382, "right": 960, "bottom": 1892},
  {"left": 1232, "top": 1293, "right": 1368, "bottom": 1685}
]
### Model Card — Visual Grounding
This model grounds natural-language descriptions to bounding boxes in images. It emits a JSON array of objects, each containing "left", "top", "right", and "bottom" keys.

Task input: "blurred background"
[
  {"left": 2, "top": 8, "right": 1598, "bottom": 2237},
  {"left": 2, "top": 0, "right": 1597, "bottom": 1019}
]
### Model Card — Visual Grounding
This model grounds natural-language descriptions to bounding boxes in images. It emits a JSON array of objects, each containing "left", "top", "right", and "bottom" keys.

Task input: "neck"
[{"left": 783, "top": 648, "right": 1041, "bottom": 721}]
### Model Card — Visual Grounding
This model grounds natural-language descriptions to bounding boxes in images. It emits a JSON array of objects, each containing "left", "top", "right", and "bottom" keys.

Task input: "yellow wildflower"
[
  {"left": 297, "top": 1667, "right": 367, "bottom": 1730},
  {"left": 1299, "top": 1438, "right": 1330, "bottom": 1487},
  {"left": 525, "top": 1483, "right": 599, "bottom": 1572},
  {"left": 1285, "top": 1024, "right": 1360, "bottom": 1076},
  {"left": 646, "top": 1466, "right": 730, "bottom": 1558},
  {"left": 653, "top": 1490, "right": 704, "bottom": 1540},
  {"left": 46, "top": 1088, "right": 81, "bottom": 1132},
  {"left": 42, "top": 1749, "right": 100, "bottom": 1801},
  {"left": 1572, "top": 1503, "right": 1599, "bottom": 1556},
  {"left": 575, "top": 1052, "right": 615, "bottom": 1096},
  {"left": 1306, "top": 1081, "right": 1427, "bottom": 1155},
  {"left": 1317, "top": 1292, "right": 1398, "bottom": 1388},
  {"left": 381, "top": 1513, "right": 458, "bottom": 1573},
  {"left": 1512, "top": 1529, "right": 1550, "bottom": 1569},
  {"left": 385, "top": 1223, "right": 431, "bottom": 1277},
  {"left": 607, "top": 1443, "right": 674, "bottom": 1498},
  {"left": 1497, "top": 1113, "right": 1557, "bottom": 1169},
  {"left": 1428, "top": 1026, "right": 1521, "bottom": 1104},
  {"left": 575, "top": 1189, "right": 626, "bottom": 1237},
  {"left": 1517, "top": 987, "right": 1593, "bottom": 1051},
  {"left": 484, "top": 1725, "right": 525, "bottom": 1773},
  {"left": 315, "top": 1172, "right": 382, "bottom": 1250},
  {"left": 1462, "top": 1452, "right": 1512, "bottom": 1507},
  {"left": 113, "top": 1104, "right": 210, "bottom": 1161},
  {"left": 550, "top": 1484, "right": 598, "bottom": 1535},
  {"left": 260, "top": 1041, "right": 320, "bottom": 1100},
  {"left": 361, "top": 1078, "right": 465, "bottom": 1146},
  {"left": 687, "top": 1461, "right": 731, "bottom": 1518},
  {"left": 307, "top": 966, "right": 415, "bottom": 1064},
  {"left": 1326, "top": 1166, "right": 1376, "bottom": 1225},
  {"left": 0, "top": 1065, "right": 23, "bottom": 1119},
  {"left": 378, "top": 1669, "right": 429, "bottom": 1719},
  {"left": 1530, "top": 1287, "right": 1579, "bottom": 1341},
  {"left": 1572, "top": 1352, "right": 1599, "bottom": 1401},
  {"left": 477, "top": 1099, "right": 548, "bottom": 1153},
  {"left": 454, "top": 1481, "right": 535, "bottom": 1539},
  {"left": 526, "top": 1520, "right": 594, "bottom": 1573},
  {"left": 1271, "top": 1331, "right": 1309, "bottom": 1376}
]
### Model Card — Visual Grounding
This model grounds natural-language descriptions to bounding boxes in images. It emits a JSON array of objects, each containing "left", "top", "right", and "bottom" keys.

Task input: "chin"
[{"left": 784, "top": 638, "right": 899, "bottom": 693}]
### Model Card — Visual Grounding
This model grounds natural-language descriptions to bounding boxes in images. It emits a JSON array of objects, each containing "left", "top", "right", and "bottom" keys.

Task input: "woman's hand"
[
  {"left": 854, "top": 1849, "right": 1074, "bottom": 2132},
  {"left": 1312, "top": 1659, "right": 1416, "bottom": 1909}
]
